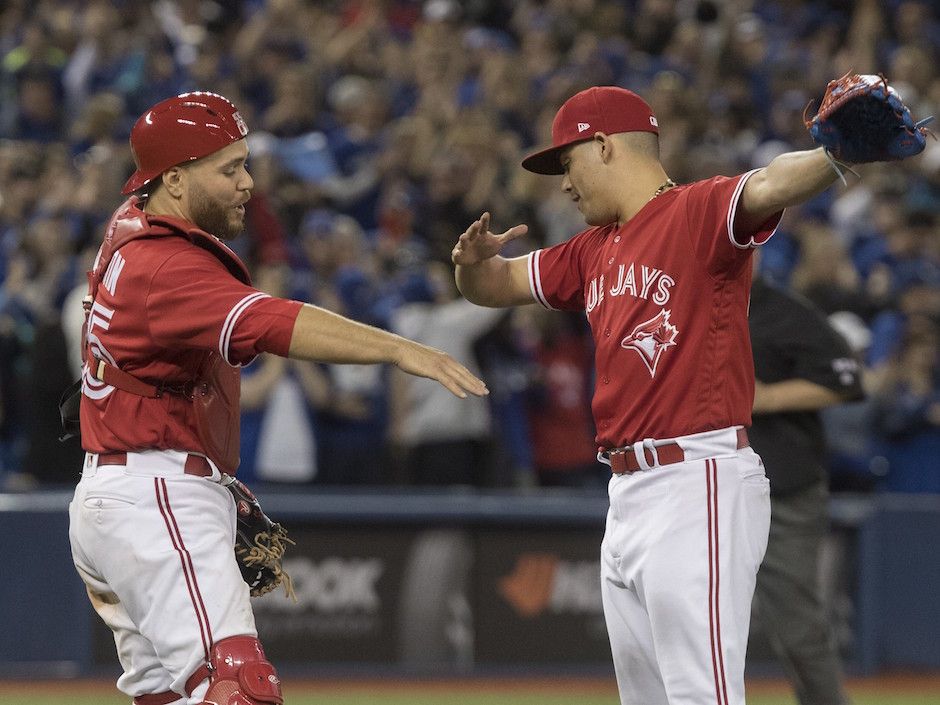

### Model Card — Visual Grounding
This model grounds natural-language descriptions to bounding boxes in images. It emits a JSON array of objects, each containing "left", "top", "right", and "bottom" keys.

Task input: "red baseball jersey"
[
  {"left": 527, "top": 171, "right": 782, "bottom": 449},
  {"left": 80, "top": 235, "right": 303, "bottom": 455}
]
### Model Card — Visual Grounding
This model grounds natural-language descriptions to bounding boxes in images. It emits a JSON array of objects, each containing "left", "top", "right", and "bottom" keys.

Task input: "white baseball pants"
[
  {"left": 601, "top": 427, "right": 771, "bottom": 705},
  {"left": 69, "top": 451, "right": 256, "bottom": 704}
]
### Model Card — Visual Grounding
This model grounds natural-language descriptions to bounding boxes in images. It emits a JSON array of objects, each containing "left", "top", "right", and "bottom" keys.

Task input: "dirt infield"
[
  {"left": 749, "top": 672, "right": 940, "bottom": 695},
  {"left": 2, "top": 673, "right": 939, "bottom": 695}
]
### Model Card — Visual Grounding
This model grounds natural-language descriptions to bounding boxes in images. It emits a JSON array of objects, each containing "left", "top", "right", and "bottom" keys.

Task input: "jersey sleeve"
[
  {"left": 683, "top": 171, "right": 784, "bottom": 277},
  {"left": 147, "top": 248, "right": 303, "bottom": 366},
  {"left": 527, "top": 230, "right": 597, "bottom": 311}
]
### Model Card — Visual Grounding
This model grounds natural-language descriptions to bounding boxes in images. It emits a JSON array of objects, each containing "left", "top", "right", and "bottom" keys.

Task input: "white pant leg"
[
  {"left": 69, "top": 465, "right": 257, "bottom": 700},
  {"left": 78, "top": 579, "right": 175, "bottom": 698},
  {"left": 603, "top": 447, "right": 770, "bottom": 705},
  {"left": 601, "top": 531, "right": 669, "bottom": 705}
]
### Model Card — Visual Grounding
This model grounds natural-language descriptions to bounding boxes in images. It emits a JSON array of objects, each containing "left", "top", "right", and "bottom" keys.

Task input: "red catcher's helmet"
[{"left": 122, "top": 92, "right": 249, "bottom": 195}]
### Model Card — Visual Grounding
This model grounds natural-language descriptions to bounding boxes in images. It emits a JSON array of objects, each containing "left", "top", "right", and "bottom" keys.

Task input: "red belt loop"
[
  {"left": 607, "top": 429, "right": 749, "bottom": 475},
  {"left": 97, "top": 452, "right": 128, "bottom": 466},
  {"left": 96, "top": 452, "right": 213, "bottom": 477},
  {"left": 183, "top": 454, "right": 213, "bottom": 477}
]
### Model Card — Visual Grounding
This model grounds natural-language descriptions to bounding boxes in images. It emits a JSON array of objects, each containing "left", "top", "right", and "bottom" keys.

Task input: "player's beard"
[{"left": 189, "top": 182, "right": 245, "bottom": 240}]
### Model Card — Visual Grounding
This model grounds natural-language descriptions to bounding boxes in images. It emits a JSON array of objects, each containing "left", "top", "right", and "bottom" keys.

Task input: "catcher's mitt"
[
  {"left": 805, "top": 73, "right": 933, "bottom": 165},
  {"left": 222, "top": 475, "right": 296, "bottom": 600}
]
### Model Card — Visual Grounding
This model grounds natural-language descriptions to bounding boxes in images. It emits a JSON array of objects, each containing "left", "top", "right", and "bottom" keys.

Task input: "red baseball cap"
[
  {"left": 521, "top": 86, "right": 659, "bottom": 175},
  {"left": 122, "top": 92, "right": 249, "bottom": 195}
]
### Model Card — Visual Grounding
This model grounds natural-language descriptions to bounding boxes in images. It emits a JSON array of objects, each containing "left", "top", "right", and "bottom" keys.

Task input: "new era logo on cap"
[
  {"left": 522, "top": 86, "right": 660, "bottom": 175},
  {"left": 233, "top": 112, "right": 249, "bottom": 136}
]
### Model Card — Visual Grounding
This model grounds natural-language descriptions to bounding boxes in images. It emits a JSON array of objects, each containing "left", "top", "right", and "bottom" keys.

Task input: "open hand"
[
  {"left": 395, "top": 339, "right": 489, "bottom": 399},
  {"left": 451, "top": 212, "right": 528, "bottom": 266}
]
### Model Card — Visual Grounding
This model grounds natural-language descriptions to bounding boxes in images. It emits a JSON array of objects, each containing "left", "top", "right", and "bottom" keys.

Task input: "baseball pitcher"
[{"left": 452, "top": 79, "right": 928, "bottom": 704}]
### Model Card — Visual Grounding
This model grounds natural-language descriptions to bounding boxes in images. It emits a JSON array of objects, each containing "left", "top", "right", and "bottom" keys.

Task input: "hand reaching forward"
[
  {"left": 395, "top": 338, "right": 489, "bottom": 399},
  {"left": 451, "top": 212, "right": 528, "bottom": 266}
]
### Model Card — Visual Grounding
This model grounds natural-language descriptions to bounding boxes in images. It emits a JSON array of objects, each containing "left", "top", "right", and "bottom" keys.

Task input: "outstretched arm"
[
  {"left": 452, "top": 212, "right": 534, "bottom": 308},
  {"left": 287, "top": 305, "right": 487, "bottom": 399},
  {"left": 737, "top": 148, "right": 839, "bottom": 233}
]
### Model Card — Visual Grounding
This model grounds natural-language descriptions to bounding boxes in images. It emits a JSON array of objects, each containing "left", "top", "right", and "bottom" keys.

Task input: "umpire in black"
[{"left": 748, "top": 271, "right": 864, "bottom": 705}]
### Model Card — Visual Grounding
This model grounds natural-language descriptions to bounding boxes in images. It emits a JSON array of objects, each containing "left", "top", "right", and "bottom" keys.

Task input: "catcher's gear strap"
[
  {"left": 89, "top": 357, "right": 161, "bottom": 398},
  {"left": 186, "top": 636, "right": 283, "bottom": 705},
  {"left": 134, "top": 692, "right": 183, "bottom": 705}
]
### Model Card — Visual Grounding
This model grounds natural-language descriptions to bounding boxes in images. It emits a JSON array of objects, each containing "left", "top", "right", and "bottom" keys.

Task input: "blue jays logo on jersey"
[{"left": 621, "top": 309, "right": 678, "bottom": 378}]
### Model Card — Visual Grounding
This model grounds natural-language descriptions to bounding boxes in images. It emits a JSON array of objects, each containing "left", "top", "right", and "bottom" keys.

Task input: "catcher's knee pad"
[{"left": 190, "top": 635, "right": 283, "bottom": 705}]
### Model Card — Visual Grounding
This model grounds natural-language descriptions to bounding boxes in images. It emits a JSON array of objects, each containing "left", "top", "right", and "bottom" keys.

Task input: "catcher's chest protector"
[
  {"left": 85, "top": 198, "right": 251, "bottom": 474},
  {"left": 192, "top": 351, "right": 242, "bottom": 475}
]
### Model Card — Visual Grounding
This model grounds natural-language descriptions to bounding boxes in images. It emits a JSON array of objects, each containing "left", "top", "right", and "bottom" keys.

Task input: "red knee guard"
[{"left": 187, "top": 636, "right": 283, "bottom": 705}]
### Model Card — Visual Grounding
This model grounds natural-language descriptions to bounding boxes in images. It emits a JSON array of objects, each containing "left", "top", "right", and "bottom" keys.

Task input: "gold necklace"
[{"left": 650, "top": 178, "right": 676, "bottom": 201}]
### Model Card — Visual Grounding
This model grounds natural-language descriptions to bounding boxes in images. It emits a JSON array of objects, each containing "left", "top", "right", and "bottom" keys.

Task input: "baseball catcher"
[
  {"left": 805, "top": 72, "right": 933, "bottom": 181},
  {"left": 61, "top": 259, "right": 295, "bottom": 601},
  {"left": 68, "top": 90, "right": 489, "bottom": 705}
]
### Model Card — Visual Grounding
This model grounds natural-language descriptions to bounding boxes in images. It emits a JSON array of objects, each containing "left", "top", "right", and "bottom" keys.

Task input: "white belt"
[{"left": 598, "top": 426, "right": 748, "bottom": 472}]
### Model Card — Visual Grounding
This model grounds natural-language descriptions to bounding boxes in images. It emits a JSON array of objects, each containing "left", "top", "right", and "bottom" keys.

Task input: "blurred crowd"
[{"left": 0, "top": 0, "right": 938, "bottom": 492}]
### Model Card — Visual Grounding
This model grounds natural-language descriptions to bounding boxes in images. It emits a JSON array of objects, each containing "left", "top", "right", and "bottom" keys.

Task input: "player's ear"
[
  {"left": 595, "top": 132, "right": 615, "bottom": 165},
  {"left": 161, "top": 167, "right": 186, "bottom": 199}
]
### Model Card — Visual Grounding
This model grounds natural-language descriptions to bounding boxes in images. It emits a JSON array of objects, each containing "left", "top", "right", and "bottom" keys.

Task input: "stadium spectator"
[
  {"left": 520, "top": 307, "right": 602, "bottom": 489},
  {"left": 872, "top": 326, "right": 940, "bottom": 492},
  {"left": 0, "top": 0, "right": 936, "bottom": 488},
  {"left": 389, "top": 261, "right": 504, "bottom": 486}
]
